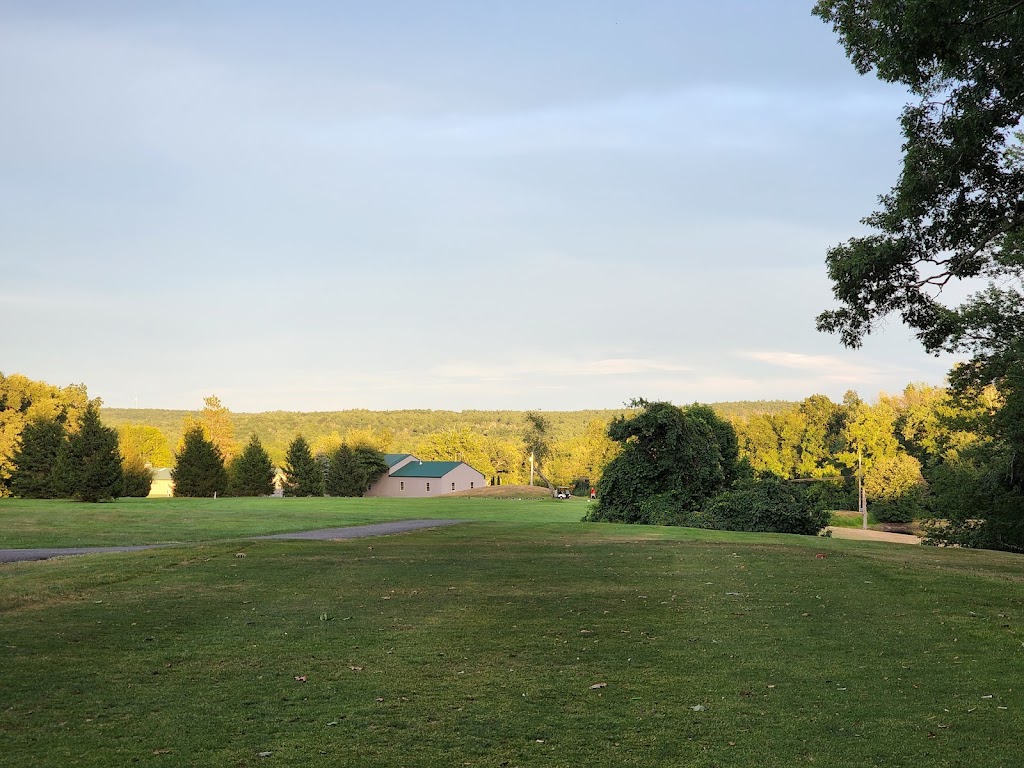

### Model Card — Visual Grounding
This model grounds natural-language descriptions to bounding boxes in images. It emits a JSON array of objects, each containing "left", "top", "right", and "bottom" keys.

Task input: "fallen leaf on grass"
[
  {"left": 152, "top": 749, "right": 171, "bottom": 755},
  {"left": 294, "top": 676, "right": 307, "bottom": 682},
  {"left": 590, "top": 682, "right": 607, "bottom": 689},
  {"left": 349, "top": 665, "right": 364, "bottom": 671},
  {"left": 691, "top": 704, "right": 706, "bottom": 712},
  {"left": 257, "top": 751, "right": 272, "bottom": 757}
]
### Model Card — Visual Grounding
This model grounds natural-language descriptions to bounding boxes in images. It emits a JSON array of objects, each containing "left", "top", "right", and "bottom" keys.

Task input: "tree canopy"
[
  {"left": 814, "top": 1, "right": 1024, "bottom": 356},
  {"left": 815, "top": 1, "right": 1024, "bottom": 548}
]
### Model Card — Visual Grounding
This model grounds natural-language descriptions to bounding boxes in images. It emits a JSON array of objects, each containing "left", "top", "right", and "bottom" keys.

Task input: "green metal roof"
[
  {"left": 384, "top": 453, "right": 413, "bottom": 468},
  {"left": 390, "top": 461, "right": 465, "bottom": 478}
]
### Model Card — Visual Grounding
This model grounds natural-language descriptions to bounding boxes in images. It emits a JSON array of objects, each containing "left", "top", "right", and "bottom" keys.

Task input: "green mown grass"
[
  {"left": 0, "top": 496, "right": 587, "bottom": 548},
  {"left": 1, "top": 501, "right": 1022, "bottom": 766}
]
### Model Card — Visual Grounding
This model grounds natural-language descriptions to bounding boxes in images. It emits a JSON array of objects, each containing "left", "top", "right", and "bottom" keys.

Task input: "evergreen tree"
[
  {"left": 325, "top": 444, "right": 365, "bottom": 497},
  {"left": 282, "top": 435, "right": 323, "bottom": 496},
  {"left": 9, "top": 418, "right": 66, "bottom": 498},
  {"left": 172, "top": 426, "right": 228, "bottom": 497},
  {"left": 121, "top": 455, "right": 153, "bottom": 498},
  {"left": 228, "top": 435, "right": 275, "bottom": 497},
  {"left": 53, "top": 402, "right": 124, "bottom": 503},
  {"left": 352, "top": 445, "right": 389, "bottom": 493}
]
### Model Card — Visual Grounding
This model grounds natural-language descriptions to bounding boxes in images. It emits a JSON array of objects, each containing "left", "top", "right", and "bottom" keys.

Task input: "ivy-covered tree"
[
  {"left": 53, "top": 402, "right": 124, "bottom": 503},
  {"left": 9, "top": 418, "right": 66, "bottom": 498},
  {"left": 228, "top": 435, "right": 275, "bottom": 497},
  {"left": 172, "top": 426, "right": 228, "bottom": 497},
  {"left": 282, "top": 435, "right": 323, "bottom": 497},
  {"left": 587, "top": 400, "right": 736, "bottom": 525}
]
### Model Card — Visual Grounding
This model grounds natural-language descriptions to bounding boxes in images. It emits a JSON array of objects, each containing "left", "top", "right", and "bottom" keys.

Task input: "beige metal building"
[{"left": 366, "top": 453, "right": 486, "bottom": 498}]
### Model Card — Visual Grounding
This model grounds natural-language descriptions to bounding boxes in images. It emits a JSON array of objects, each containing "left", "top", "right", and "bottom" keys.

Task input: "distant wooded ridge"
[{"left": 100, "top": 401, "right": 795, "bottom": 452}]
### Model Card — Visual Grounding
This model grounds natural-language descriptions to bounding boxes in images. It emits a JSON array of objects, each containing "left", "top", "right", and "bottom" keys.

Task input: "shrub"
[{"left": 701, "top": 477, "right": 830, "bottom": 535}]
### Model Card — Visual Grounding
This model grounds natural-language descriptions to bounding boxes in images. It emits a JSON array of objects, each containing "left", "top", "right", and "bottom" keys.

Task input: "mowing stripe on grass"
[{"left": 252, "top": 519, "right": 465, "bottom": 540}]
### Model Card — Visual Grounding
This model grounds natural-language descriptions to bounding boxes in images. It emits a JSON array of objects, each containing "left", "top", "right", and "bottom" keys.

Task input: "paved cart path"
[{"left": 0, "top": 519, "right": 465, "bottom": 564}]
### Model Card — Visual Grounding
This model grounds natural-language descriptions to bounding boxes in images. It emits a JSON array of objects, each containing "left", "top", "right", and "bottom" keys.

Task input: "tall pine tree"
[
  {"left": 9, "top": 418, "right": 66, "bottom": 498},
  {"left": 53, "top": 402, "right": 124, "bottom": 503},
  {"left": 282, "top": 435, "right": 323, "bottom": 496},
  {"left": 172, "top": 426, "right": 228, "bottom": 497},
  {"left": 325, "top": 444, "right": 362, "bottom": 497},
  {"left": 227, "top": 435, "right": 275, "bottom": 497}
]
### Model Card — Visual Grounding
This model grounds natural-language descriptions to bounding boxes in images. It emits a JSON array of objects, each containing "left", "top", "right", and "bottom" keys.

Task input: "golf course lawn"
[{"left": 1, "top": 497, "right": 1021, "bottom": 767}]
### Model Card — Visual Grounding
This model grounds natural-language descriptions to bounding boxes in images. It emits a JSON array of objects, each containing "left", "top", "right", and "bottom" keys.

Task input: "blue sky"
[{"left": 1, "top": 1, "right": 958, "bottom": 411}]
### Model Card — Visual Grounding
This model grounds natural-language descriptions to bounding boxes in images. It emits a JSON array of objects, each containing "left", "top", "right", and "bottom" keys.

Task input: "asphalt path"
[{"left": 0, "top": 519, "right": 465, "bottom": 565}]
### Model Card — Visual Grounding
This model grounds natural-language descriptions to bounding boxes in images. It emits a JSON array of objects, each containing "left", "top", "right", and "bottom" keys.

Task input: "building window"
[
  {"left": 426, "top": 482, "right": 430, "bottom": 492},
  {"left": 400, "top": 481, "right": 404, "bottom": 491},
  {"left": 451, "top": 482, "right": 456, "bottom": 491}
]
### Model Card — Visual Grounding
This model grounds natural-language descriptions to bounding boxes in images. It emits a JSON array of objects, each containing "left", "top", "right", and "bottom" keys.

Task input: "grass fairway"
[
  {"left": 0, "top": 496, "right": 586, "bottom": 548},
  {"left": 2, "top": 500, "right": 1022, "bottom": 766}
]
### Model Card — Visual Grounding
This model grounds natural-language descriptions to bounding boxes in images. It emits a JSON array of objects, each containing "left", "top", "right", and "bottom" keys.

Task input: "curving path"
[{"left": 0, "top": 519, "right": 465, "bottom": 565}]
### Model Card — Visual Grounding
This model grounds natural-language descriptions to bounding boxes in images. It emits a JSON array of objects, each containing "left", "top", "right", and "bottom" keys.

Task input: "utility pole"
[{"left": 530, "top": 452, "right": 534, "bottom": 487}]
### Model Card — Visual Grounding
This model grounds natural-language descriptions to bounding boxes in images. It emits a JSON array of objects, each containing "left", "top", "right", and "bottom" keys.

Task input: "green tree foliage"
[
  {"left": 415, "top": 428, "right": 495, "bottom": 478},
  {"left": 227, "top": 435, "right": 276, "bottom": 497},
  {"left": 172, "top": 426, "right": 228, "bottom": 497},
  {"left": 0, "top": 372, "right": 88, "bottom": 496},
  {"left": 587, "top": 401, "right": 736, "bottom": 525},
  {"left": 121, "top": 455, "right": 153, "bottom": 498},
  {"left": 324, "top": 444, "right": 389, "bottom": 497},
  {"left": 324, "top": 445, "right": 358, "bottom": 497},
  {"left": 178, "top": 395, "right": 238, "bottom": 463},
  {"left": 736, "top": 396, "right": 846, "bottom": 481},
  {"left": 353, "top": 445, "right": 389, "bottom": 493},
  {"left": 117, "top": 424, "right": 173, "bottom": 468},
  {"left": 702, "top": 477, "right": 831, "bottom": 536},
  {"left": 53, "top": 402, "right": 124, "bottom": 503},
  {"left": 523, "top": 411, "right": 556, "bottom": 494},
  {"left": 282, "top": 435, "right": 324, "bottom": 497},
  {"left": 814, "top": 2, "right": 1024, "bottom": 548},
  {"left": 9, "top": 418, "right": 66, "bottom": 498}
]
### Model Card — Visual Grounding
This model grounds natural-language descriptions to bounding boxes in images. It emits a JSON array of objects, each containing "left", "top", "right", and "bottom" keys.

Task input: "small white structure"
[{"left": 366, "top": 453, "right": 485, "bottom": 498}]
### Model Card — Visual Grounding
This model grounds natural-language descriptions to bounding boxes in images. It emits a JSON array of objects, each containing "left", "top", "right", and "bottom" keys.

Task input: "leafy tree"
[
  {"left": 121, "top": 455, "right": 153, "bottom": 498},
  {"left": 282, "top": 435, "right": 323, "bottom": 497},
  {"left": 415, "top": 428, "right": 494, "bottom": 478},
  {"left": 9, "top": 418, "right": 66, "bottom": 498},
  {"left": 228, "top": 435, "right": 276, "bottom": 497},
  {"left": 523, "top": 411, "right": 556, "bottom": 494},
  {"left": 53, "top": 402, "right": 124, "bottom": 503},
  {"left": 178, "top": 395, "right": 238, "bottom": 463},
  {"left": 172, "top": 426, "right": 228, "bottom": 497},
  {"left": 814, "top": 2, "right": 1024, "bottom": 547},
  {"left": 587, "top": 400, "right": 733, "bottom": 525},
  {"left": 117, "top": 424, "right": 173, "bottom": 467},
  {"left": 0, "top": 372, "right": 88, "bottom": 496}
]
